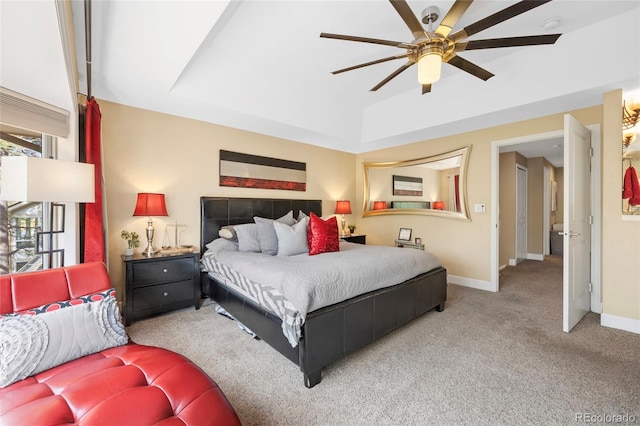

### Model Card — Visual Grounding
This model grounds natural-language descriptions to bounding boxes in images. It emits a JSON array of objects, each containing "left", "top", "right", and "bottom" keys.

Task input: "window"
[{"left": 0, "top": 126, "right": 55, "bottom": 274}]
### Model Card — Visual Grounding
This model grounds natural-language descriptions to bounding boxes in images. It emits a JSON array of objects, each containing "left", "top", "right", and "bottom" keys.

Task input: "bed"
[{"left": 200, "top": 197, "right": 447, "bottom": 388}]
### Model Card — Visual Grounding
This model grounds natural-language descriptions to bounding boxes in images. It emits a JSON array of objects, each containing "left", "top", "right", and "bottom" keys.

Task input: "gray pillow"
[
  {"left": 297, "top": 210, "right": 309, "bottom": 222},
  {"left": 274, "top": 217, "right": 309, "bottom": 256},
  {"left": 234, "top": 223, "right": 261, "bottom": 252},
  {"left": 254, "top": 211, "right": 295, "bottom": 255},
  {"left": 205, "top": 238, "right": 239, "bottom": 254}
]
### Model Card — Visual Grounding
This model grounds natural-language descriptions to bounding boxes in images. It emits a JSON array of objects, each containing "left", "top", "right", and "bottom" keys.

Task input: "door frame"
[
  {"left": 490, "top": 125, "right": 602, "bottom": 314},
  {"left": 514, "top": 164, "right": 528, "bottom": 265},
  {"left": 543, "top": 166, "right": 551, "bottom": 256}
]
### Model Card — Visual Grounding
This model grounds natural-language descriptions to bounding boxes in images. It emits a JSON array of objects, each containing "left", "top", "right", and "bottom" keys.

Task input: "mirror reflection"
[{"left": 363, "top": 146, "right": 471, "bottom": 220}]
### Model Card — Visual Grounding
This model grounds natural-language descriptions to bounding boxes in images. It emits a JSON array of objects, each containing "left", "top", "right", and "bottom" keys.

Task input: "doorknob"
[{"left": 561, "top": 231, "right": 581, "bottom": 237}]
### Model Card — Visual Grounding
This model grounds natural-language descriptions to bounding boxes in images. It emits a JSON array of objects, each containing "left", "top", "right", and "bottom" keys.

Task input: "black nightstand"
[
  {"left": 123, "top": 251, "right": 200, "bottom": 325},
  {"left": 342, "top": 234, "right": 366, "bottom": 244}
]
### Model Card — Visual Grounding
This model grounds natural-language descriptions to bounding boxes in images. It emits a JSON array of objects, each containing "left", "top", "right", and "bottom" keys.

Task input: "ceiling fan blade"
[
  {"left": 389, "top": 0, "right": 429, "bottom": 40},
  {"left": 422, "top": 84, "right": 432, "bottom": 95},
  {"left": 436, "top": 0, "right": 473, "bottom": 38},
  {"left": 455, "top": 34, "right": 561, "bottom": 51},
  {"left": 320, "top": 32, "right": 415, "bottom": 49},
  {"left": 446, "top": 55, "right": 494, "bottom": 81},
  {"left": 371, "top": 61, "right": 414, "bottom": 91},
  {"left": 451, "top": 0, "right": 553, "bottom": 42},
  {"left": 332, "top": 54, "right": 407, "bottom": 75}
]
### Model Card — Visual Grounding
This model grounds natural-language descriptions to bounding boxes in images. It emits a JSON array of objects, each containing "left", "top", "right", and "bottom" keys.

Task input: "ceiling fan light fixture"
[
  {"left": 418, "top": 51, "right": 442, "bottom": 84},
  {"left": 321, "top": 0, "right": 563, "bottom": 94}
]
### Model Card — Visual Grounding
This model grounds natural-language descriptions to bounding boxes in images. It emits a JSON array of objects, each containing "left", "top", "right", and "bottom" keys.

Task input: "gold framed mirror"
[{"left": 363, "top": 146, "right": 471, "bottom": 220}]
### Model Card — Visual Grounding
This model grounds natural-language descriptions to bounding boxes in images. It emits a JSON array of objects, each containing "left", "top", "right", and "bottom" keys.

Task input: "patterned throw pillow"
[
  {"left": 307, "top": 212, "right": 339, "bottom": 256},
  {"left": 11, "top": 288, "right": 116, "bottom": 316},
  {"left": 0, "top": 288, "right": 128, "bottom": 388}
]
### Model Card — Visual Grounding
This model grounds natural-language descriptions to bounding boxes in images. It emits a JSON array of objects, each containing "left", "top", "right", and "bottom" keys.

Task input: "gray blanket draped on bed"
[{"left": 201, "top": 240, "right": 442, "bottom": 347}]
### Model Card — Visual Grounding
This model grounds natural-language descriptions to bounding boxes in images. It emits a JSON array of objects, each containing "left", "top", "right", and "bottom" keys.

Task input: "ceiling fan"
[{"left": 320, "top": 0, "right": 561, "bottom": 94}]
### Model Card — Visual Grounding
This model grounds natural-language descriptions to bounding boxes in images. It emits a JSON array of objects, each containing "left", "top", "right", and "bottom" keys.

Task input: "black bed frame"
[{"left": 200, "top": 197, "right": 447, "bottom": 388}]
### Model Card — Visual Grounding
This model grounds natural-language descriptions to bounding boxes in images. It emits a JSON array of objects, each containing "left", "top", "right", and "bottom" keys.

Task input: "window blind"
[{"left": 0, "top": 86, "right": 70, "bottom": 138}]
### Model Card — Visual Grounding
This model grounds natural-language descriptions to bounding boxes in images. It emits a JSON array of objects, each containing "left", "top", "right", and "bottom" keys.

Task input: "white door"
[
  {"left": 563, "top": 114, "right": 592, "bottom": 332},
  {"left": 515, "top": 165, "right": 527, "bottom": 263}
]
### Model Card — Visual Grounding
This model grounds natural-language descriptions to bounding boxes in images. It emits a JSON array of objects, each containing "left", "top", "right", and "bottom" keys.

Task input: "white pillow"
[
  {"left": 234, "top": 223, "right": 261, "bottom": 252},
  {"left": 254, "top": 211, "right": 296, "bottom": 255},
  {"left": 274, "top": 217, "right": 309, "bottom": 256},
  {"left": 218, "top": 226, "right": 237, "bottom": 241}
]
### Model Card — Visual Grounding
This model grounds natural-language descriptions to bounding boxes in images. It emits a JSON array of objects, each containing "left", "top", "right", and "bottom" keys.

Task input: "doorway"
[
  {"left": 489, "top": 124, "right": 602, "bottom": 320},
  {"left": 515, "top": 164, "right": 528, "bottom": 265}
]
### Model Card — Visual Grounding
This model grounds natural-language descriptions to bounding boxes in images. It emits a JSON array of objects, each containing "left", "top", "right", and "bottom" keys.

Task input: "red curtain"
[{"left": 84, "top": 98, "right": 105, "bottom": 262}]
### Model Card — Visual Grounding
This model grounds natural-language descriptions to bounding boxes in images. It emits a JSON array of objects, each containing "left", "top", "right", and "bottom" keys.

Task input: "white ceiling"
[{"left": 2, "top": 1, "right": 639, "bottom": 167}]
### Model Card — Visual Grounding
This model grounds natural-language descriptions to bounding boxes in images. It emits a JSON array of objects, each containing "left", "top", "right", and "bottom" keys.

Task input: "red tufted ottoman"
[{"left": 0, "top": 262, "right": 241, "bottom": 425}]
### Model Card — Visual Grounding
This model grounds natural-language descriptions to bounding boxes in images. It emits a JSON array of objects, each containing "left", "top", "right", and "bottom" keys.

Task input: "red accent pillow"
[{"left": 308, "top": 212, "right": 339, "bottom": 256}]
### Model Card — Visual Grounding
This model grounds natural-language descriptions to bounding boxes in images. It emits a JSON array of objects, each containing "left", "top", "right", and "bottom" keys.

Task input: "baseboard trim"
[
  {"left": 527, "top": 253, "right": 544, "bottom": 261},
  {"left": 601, "top": 313, "right": 640, "bottom": 334},
  {"left": 448, "top": 275, "right": 495, "bottom": 292}
]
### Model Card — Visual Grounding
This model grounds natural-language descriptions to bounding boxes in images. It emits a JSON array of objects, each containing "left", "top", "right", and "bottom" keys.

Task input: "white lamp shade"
[
  {"left": 0, "top": 156, "right": 95, "bottom": 203},
  {"left": 418, "top": 53, "right": 442, "bottom": 84}
]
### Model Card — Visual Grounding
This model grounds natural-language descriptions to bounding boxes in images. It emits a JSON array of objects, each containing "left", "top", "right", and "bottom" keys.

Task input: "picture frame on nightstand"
[{"left": 398, "top": 227, "right": 412, "bottom": 241}]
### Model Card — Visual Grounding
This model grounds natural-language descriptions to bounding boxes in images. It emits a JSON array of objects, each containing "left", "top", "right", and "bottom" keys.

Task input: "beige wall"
[
  {"left": 527, "top": 157, "right": 544, "bottom": 254},
  {"left": 99, "top": 100, "right": 355, "bottom": 299},
  {"left": 499, "top": 152, "right": 518, "bottom": 266},
  {"left": 356, "top": 106, "right": 599, "bottom": 283},
  {"left": 554, "top": 167, "right": 564, "bottom": 224},
  {"left": 499, "top": 153, "right": 558, "bottom": 265},
  {"left": 602, "top": 90, "right": 640, "bottom": 322},
  {"left": 100, "top": 91, "right": 639, "bottom": 325},
  {"left": 356, "top": 100, "right": 639, "bottom": 324}
]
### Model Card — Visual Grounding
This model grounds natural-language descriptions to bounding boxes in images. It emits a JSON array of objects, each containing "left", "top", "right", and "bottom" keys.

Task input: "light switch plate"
[{"left": 474, "top": 203, "right": 486, "bottom": 213}]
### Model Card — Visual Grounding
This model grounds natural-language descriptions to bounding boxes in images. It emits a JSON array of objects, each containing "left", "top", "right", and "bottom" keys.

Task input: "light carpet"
[{"left": 127, "top": 256, "right": 639, "bottom": 425}]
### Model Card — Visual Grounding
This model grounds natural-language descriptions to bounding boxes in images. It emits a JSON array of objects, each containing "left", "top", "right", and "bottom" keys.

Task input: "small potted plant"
[
  {"left": 347, "top": 224, "right": 356, "bottom": 235},
  {"left": 121, "top": 230, "right": 140, "bottom": 256}
]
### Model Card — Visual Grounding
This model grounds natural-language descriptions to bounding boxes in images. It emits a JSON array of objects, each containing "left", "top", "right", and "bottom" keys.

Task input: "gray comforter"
[{"left": 203, "top": 240, "right": 442, "bottom": 322}]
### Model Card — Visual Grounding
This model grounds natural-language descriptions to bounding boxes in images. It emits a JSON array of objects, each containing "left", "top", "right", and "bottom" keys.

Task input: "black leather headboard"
[{"left": 200, "top": 197, "right": 323, "bottom": 253}]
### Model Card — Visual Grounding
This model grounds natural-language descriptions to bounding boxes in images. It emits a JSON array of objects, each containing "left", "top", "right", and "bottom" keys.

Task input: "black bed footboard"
[{"left": 209, "top": 266, "right": 447, "bottom": 388}]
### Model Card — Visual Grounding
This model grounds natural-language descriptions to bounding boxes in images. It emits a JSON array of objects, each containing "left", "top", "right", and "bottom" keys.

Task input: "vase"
[{"left": 124, "top": 248, "right": 134, "bottom": 256}]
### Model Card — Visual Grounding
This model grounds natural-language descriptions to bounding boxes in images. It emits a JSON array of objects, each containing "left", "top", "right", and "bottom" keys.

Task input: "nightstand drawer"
[
  {"left": 123, "top": 252, "right": 200, "bottom": 325},
  {"left": 132, "top": 258, "right": 194, "bottom": 287},
  {"left": 132, "top": 280, "right": 194, "bottom": 311}
]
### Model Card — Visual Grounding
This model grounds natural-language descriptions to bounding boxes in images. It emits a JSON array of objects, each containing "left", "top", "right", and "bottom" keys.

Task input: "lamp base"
[
  {"left": 142, "top": 245, "right": 158, "bottom": 257},
  {"left": 143, "top": 217, "right": 158, "bottom": 256},
  {"left": 340, "top": 215, "right": 348, "bottom": 237}
]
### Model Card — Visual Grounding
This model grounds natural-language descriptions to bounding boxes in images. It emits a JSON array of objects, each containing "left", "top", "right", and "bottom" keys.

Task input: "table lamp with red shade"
[{"left": 133, "top": 193, "right": 168, "bottom": 256}]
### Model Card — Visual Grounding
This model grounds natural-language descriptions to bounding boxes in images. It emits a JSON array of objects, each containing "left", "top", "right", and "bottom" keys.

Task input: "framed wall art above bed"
[{"left": 219, "top": 150, "right": 306, "bottom": 192}]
